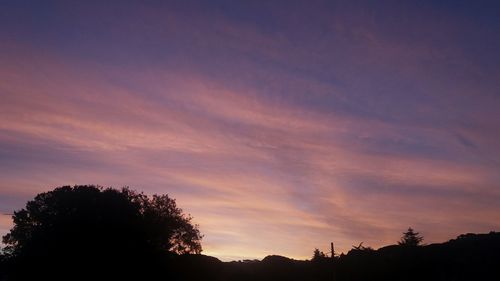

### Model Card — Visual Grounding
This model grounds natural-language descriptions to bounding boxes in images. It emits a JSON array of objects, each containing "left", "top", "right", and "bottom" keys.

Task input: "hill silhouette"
[
  {"left": 1, "top": 186, "right": 499, "bottom": 280},
  {"left": 168, "top": 232, "right": 500, "bottom": 281}
]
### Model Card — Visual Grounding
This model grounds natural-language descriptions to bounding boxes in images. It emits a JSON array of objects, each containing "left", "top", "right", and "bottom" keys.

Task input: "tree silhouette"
[
  {"left": 1, "top": 185, "right": 202, "bottom": 280},
  {"left": 141, "top": 193, "right": 203, "bottom": 254},
  {"left": 312, "top": 248, "right": 327, "bottom": 261},
  {"left": 3, "top": 185, "right": 202, "bottom": 257},
  {"left": 398, "top": 227, "right": 423, "bottom": 246}
]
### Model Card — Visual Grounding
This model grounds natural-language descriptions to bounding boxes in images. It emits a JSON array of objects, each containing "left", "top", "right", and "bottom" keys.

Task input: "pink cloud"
[{"left": 1, "top": 10, "right": 500, "bottom": 261}]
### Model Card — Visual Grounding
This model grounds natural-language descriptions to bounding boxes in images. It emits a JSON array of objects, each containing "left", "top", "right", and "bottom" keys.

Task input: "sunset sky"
[{"left": 1, "top": 1, "right": 500, "bottom": 261}]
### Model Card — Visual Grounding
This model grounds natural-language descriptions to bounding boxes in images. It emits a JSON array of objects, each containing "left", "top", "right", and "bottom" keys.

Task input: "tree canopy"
[{"left": 2, "top": 185, "right": 202, "bottom": 259}]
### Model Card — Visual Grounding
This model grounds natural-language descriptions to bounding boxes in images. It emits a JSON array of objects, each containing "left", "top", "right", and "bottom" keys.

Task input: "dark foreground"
[{"left": 1, "top": 231, "right": 499, "bottom": 281}]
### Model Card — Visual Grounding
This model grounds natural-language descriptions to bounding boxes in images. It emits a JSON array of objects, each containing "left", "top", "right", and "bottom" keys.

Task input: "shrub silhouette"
[{"left": 2, "top": 185, "right": 202, "bottom": 280}]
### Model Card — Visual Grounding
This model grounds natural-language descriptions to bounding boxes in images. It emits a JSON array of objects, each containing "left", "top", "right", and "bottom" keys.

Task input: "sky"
[{"left": 1, "top": 0, "right": 500, "bottom": 261}]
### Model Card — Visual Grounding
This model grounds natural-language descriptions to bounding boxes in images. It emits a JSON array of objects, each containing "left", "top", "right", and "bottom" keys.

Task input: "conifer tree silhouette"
[{"left": 398, "top": 227, "right": 424, "bottom": 246}]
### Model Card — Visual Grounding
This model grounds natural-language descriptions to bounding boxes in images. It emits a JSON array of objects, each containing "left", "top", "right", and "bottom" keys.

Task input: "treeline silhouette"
[{"left": 1, "top": 185, "right": 499, "bottom": 281}]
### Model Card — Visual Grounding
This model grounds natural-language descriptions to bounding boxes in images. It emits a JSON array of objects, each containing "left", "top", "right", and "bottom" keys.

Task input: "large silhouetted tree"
[{"left": 1, "top": 185, "right": 202, "bottom": 280}]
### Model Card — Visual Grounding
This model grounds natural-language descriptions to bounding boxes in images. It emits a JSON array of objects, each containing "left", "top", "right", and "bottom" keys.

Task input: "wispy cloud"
[{"left": 1, "top": 1, "right": 500, "bottom": 260}]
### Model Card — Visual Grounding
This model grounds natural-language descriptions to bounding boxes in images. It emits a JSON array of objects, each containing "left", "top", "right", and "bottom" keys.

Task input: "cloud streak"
[{"left": 1, "top": 1, "right": 500, "bottom": 260}]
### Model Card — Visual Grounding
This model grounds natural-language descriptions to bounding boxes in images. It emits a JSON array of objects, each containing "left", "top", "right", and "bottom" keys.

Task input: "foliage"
[
  {"left": 2, "top": 185, "right": 202, "bottom": 258},
  {"left": 312, "top": 248, "right": 327, "bottom": 261},
  {"left": 398, "top": 227, "right": 424, "bottom": 246}
]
